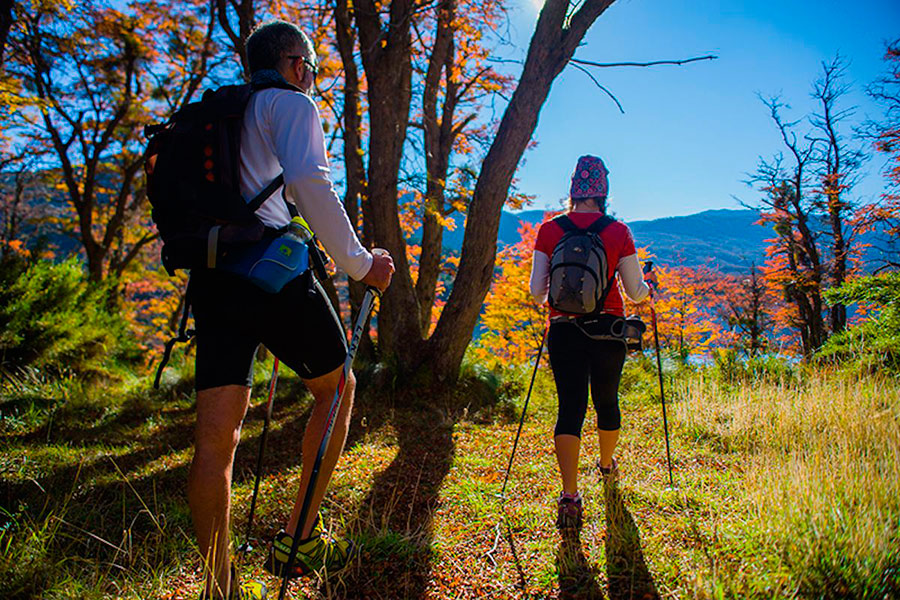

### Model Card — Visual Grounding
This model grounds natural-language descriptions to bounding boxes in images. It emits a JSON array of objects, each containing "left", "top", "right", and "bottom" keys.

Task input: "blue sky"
[{"left": 503, "top": 0, "right": 900, "bottom": 221}]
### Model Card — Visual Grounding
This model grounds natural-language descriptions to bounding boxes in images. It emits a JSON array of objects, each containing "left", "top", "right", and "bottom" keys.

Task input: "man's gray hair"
[{"left": 246, "top": 20, "right": 315, "bottom": 74}]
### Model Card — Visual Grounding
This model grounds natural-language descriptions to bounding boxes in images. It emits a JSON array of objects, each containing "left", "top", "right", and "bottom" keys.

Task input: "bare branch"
[
  {"left": 570, "top": 63, "right": 624, "bottom": 113},
  {"left": 570, "top": 54, "right": 717, "bottom": 69},
  {"left": 114, "top": 232, "right": 160, "bottom": 277}
]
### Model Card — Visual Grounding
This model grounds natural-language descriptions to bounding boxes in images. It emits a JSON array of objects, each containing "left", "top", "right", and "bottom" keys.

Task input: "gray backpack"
[{"left": 548, "top": 214, "right": 615, "bottom": 314}]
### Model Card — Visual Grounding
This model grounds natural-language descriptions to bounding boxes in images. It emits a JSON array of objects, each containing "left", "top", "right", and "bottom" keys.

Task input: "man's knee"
[
  {"left": 342, "top": 369, "right": 357, "bottom": 396},
  {"left": 305, "top": 366, "right": 356, "bottom": 404}
]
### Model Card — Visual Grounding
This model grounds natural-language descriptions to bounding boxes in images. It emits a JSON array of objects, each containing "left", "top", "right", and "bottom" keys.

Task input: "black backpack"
[
  {"left": 548, "top": 214, "right": 615, "bottom": 315},
  {"left": 144, "top": 80, "right": 329, "bottom": 388},
  {"left": 143, "top": 82, "right": 296, "bottom": 275}
]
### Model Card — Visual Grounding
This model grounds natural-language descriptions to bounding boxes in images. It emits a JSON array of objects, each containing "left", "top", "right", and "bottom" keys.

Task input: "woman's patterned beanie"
[{"left": 569, "top": 155, "right": 609, "bottom": 199}]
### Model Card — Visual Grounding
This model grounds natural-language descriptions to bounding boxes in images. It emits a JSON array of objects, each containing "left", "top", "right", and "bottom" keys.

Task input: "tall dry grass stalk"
[{"left": 677, "top": 373, "right": 900, "bottom": 595}]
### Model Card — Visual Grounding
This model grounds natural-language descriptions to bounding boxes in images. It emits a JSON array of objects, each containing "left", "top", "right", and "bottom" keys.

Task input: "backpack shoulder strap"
[
  {"left": 552, "top": 214, "right": 577, "bottom": 233},
  {"left": 246, "top": 173, "right": 285, "bottom": 213},
  {"left": 587, "top": 215, "right": 615, "bottom": 234},
  {"left": 242, "top": 80, "right": 302, "bottom": 218}
]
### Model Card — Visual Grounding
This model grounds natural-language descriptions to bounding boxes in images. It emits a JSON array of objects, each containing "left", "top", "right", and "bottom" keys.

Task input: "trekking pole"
[
  {"left": 277, "top": 286, "right": 380, "bottom": 600},
  {"left": 499, "top": 325, "right": 548, "bottom": 498},
  {"left": 238, "top": 357, "right": 280, "bottom": 555},
  {"left": 644, "top": 262, "right": 674, "bottom": 488}
]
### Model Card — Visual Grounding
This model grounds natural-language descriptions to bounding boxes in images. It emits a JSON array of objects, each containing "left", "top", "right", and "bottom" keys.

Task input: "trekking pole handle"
[{"left": 642, "top": 261, "right": 658, "bottom": 298}]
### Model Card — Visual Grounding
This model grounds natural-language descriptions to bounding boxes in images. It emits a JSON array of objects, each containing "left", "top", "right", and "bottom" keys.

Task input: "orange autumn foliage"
[
  {"left": 623, "top": 251, "right": 725, "bottom": 358},
  {"left": 476, "top": 220, "right": 547, "bottom": 369}
]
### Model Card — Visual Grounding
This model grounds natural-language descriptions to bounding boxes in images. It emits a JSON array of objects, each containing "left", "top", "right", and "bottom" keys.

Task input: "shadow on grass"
[
  {"left": 2, "top": 365, "right": 485, "bottom": 599},
  {"left": 502, "top": 522, "right": 529, "bottom": 593},
  {"left": 0, "top": 375, "right": 318, "bottom": 599},
  {"left": 604, "top": 480, "right": 658, "bottom": 600},
  {"left": 557, "top": 526, "right": 607, "bottom": 600},
  {"left": 332, "top": 398, "right": 455, "bottom": 599}
]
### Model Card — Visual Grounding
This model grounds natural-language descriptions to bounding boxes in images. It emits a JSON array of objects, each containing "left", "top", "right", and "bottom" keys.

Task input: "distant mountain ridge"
[{"left": 444, "top": 208, "right": 771, "bottom": 273}]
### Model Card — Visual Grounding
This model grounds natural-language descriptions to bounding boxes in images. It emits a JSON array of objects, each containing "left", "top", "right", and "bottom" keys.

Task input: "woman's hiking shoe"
[
  {"left": 263, "top": 519, "right": 354, "bottom": 578},
  {"left": 597, "top": 457, "right": 619, "bottom": 481},
  {"left": 556, "top": 492, "right": 583, "bottom": 529}
]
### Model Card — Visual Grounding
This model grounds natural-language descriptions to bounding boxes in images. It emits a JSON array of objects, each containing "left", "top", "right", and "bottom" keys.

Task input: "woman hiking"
[{"left": 529, "top": 154, "right": 654, "bottom": 529}]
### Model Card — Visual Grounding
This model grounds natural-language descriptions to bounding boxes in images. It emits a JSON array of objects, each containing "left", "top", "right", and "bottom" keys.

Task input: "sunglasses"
[{"left": 286, "top": 55, "right": 318, "bottom": 78}]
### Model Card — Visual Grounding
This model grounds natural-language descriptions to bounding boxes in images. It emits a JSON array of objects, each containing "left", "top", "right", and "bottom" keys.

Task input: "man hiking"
[{"left": 186, "top": 20, "right": 394, "bottom": 600}]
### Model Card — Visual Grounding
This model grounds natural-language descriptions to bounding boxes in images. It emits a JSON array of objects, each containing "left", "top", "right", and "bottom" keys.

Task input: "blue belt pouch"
[{"left": 221, "top": 235, "right": 309, "bottom": 293}]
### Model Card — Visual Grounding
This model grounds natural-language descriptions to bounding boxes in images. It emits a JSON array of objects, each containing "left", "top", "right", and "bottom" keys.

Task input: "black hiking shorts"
[{"left": 190, "top": 269, "right": 347, "bottom": 391}]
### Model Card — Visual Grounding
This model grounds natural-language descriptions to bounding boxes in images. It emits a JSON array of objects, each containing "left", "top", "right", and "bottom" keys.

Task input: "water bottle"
[{"left": 284, "top": 217, "right": 313, "bottom": 244}]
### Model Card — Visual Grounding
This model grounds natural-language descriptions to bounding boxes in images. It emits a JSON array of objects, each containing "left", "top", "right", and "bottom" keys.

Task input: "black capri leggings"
[{"left": 548, "top": 320, "right": 627, "bottom": 437}]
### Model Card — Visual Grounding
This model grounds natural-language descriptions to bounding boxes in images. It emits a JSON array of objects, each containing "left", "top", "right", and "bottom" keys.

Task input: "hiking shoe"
[
  {"left": 556, "top": 492, "right": 583, "bottom": 529},
  {"left": 198, "top": 566, "right": 267, "bottom": 600},
  {"left": 232, "top": 579, "right": 267, "bottom": 600},
  {"left": 597, "top": 457, "right": 619, "bottom": 481},
  {"left": 263, "top": 519, "right": 354, "bottom": 578}
]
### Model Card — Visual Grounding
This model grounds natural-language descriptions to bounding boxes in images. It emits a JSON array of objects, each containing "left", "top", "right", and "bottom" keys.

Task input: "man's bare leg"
[
  {"left": 188, "top": 384, "right": 252, "bottom": 599},
  {"left": 285, "top": 365, "right": 356, "bottom": 539}
]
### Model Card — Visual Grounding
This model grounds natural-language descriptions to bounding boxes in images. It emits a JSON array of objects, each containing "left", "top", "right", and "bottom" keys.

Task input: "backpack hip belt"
[{"left": 551, "top": 313, "right": 647, "bottom": 351}]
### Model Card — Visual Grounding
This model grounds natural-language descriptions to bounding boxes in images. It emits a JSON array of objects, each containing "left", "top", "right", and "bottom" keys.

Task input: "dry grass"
[{"left": 676, "top": 372, "right": 900, "bottom": 598}]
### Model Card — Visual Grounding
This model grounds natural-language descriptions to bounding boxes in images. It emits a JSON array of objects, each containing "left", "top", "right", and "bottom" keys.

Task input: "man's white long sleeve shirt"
[{"left": 240, "top": 88, "right": 373, "bottom": 281}]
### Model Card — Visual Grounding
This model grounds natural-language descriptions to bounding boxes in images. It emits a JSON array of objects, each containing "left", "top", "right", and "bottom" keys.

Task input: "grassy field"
[{"left": 1, "top": 355, "right": 898, "bottom": 599}]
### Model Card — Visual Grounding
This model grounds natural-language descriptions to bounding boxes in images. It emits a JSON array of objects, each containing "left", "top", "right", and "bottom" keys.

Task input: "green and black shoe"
[
  {"left": 232, "top": 580, "right": 267, "bottom": 600},
  {"left": 263, "top": 517, "right": 355, "bottom": 578},
  {"left": 199, "top": 565, "right": 267, "bottom": 600}
]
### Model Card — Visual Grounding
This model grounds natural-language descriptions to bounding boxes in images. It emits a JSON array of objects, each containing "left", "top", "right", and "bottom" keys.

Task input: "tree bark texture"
[
  {"left": 334, "top": 0, "right": 372, "bottom": 344},
  {"left": 354, "top": 0, "right": 422, "bottom": 361},
  {"left": 415, "top": 0, "right": 456, "bottom": 334}
]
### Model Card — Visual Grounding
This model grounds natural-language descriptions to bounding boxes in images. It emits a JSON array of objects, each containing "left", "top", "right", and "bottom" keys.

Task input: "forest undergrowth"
[{"left": 1, "top": 353, "right": 898, "bottom": 599}]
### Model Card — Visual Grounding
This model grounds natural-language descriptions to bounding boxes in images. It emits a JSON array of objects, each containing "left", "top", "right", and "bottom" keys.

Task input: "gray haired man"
[{"left": 187, "top": 20, "right": 394, "bottom": 600}]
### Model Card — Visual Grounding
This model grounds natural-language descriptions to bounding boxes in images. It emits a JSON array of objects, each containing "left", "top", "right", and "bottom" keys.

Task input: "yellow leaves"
[
  {"left": 478, "top": 219, "right": 549, "bottom": 368},
  {"left": 434, "top": 212, "right": 457, "bottom": 231},
  {"left": 0, "top": 81, "right": 34, "bottom": 114},
  {"left": 621, "top": 251, "right": 731, "bottom": 355},
  {"left": 505, "top": 191, "right": 536, "bottom": 211},
  {"left": 398, "top": 190, "right": 423, "bottom": 238}
]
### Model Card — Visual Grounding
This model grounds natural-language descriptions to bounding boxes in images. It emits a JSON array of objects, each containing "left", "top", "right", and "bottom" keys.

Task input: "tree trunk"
[
  {"left": 827, "top": 183, "right": 848, "bottom": 333},
  {"left": 416, "top": 0, "right": 456, "bottom": 333},
  {"left": 424, "top": 0, "right": 616, "bottom": 381},
  {"left": 216, "top": 0, "right": 255, "bottom": 80},
  {"left": 0, "top": 0, "right": 13, "bottom": 65},
  {"left": 334, "top": 0, "right": 374, "bottom": 355},
  {"left": 355, "top": 0, "right": 423, "bottom": 363}
]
